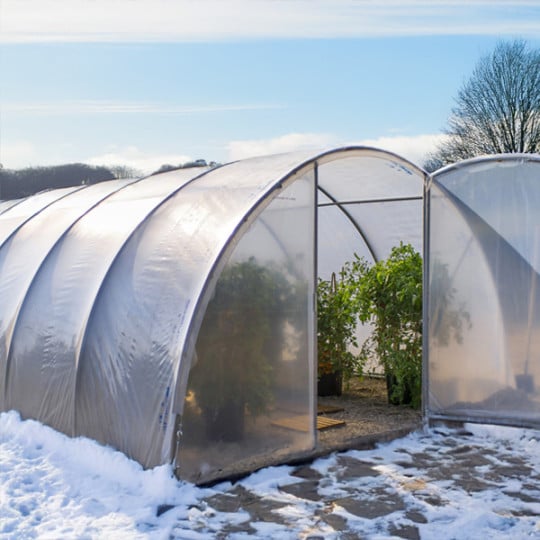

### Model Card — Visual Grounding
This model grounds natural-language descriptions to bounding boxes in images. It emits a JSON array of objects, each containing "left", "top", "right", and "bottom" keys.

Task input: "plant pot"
[
  {"left": 515, "top": 373, "right": 534, "bottom": 393},
  {"left": 386, "top": 373, "right": 413, "bottom": 405},
  {"left": 204, "top": 400, "right": 245, "bottom": 442},
  {"left": 318, "top": 371, "right": 343, "bottom": 396}
]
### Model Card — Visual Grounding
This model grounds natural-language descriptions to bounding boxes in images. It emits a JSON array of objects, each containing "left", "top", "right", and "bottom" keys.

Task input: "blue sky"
[{"left": 1, "top": 1, "right": 540, "bottom": 173}]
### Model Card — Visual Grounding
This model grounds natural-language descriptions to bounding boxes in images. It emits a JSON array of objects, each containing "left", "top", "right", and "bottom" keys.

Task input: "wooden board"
[
  {"left": 317, "top": 416, "right": 346, "bottom": 430},
  {"left": 272, "top": 414, "right": 346, "bottom": 432},
  {"left": 317, "top": 404, "right": 345, "bottom": 415}
]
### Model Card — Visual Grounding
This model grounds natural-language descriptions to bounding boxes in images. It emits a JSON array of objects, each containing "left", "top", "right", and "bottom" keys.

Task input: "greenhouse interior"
[{"left": 0, "top": 147, "right": 538, "bottom": 483}]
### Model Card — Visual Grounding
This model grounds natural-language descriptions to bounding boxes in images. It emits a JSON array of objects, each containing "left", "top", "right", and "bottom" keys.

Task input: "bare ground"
[
  {"left": 315, "top": 376, "right": 422, "bottom": 455},
  {"left": 196, "top": 377, "right": 423, "bottom": 485}
]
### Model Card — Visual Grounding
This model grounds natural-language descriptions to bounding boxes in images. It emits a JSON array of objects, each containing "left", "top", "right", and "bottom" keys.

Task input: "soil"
[
  {"left": 195, "top": 376, "right": 423, "bottom": 485},
  {"left": 315, "top": 376, "right": 422, "bottom": 455}
]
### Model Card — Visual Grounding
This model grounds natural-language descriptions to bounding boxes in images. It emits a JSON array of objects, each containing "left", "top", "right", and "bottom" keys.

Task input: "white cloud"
[
  {"left": 0, "top": 141, "right": 40, "bottom": 169},
  {"left": 352, "top": 133, "right": 448, "bottom": 165},
  {"left": 0, "top": 141, "right": 191, "bottom": 173},
  {"left": 227, "top": 132, "right": 446, "bottom": 165},
  {"left": 2, "top": 0, "right": 539, "bottom": 42},
  {"left": 2, "top": 134, "right": 447, "bottom": 172},
  {"left": 227, "top": 133, "right": 339, "bottom": 161},
  {"left": 85, "top": 146, "right": 192, "bottom": 175}
]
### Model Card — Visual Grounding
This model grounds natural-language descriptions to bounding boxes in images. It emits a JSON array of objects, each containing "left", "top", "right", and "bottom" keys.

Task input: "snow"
[{"left": 1, "top": 409, "right": 540, "bottom": 539}]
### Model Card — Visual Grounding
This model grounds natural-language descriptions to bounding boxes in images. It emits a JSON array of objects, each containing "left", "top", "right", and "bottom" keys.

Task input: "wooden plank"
[
  {"left": 317, "top": 404, "right": 345, "bottom": 415},
  {"left": 272, "top": 414, "right": 346, "bottom": 432},
  {"left": 272, "top": 415, "right": 310, "bottom": 432},
  {"left": 317, "top": 416, "right": 346, "bottom": 430}
]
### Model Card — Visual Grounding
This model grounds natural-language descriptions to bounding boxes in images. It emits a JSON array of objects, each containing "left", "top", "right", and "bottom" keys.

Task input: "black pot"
[{"left": 318, "top": 371, "right": 343, "bottom": 396}]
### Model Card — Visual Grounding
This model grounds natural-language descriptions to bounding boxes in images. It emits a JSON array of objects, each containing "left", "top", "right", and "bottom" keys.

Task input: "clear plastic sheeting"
[
  {"left": 426, "top": 155, "right": 540, "bottom": 428},
  {"left": 317, "top": 153, "right": 424, "bottom": 274},
  {"left": 178, "top": 172, "right": 315, "bottom": 483},
  {"left": 318, "top": 203, "right": 372, "bottom": 280},
  {"left": 0, "top": 146, "right": 426, "bottom": 483},
  {"left": 0, "top": 198, "right": 26, "bottom": 215},
  {"left": 0, "top": 179, "right": 134, "bottom": 411},
  {"left": 5, "top": 168, "right": 206, "bottom": 440},
  {"left": 0, "top": 186, "right": 83, "bottom": 245},
  {"left": 76, "top": 153, "right": 318, "bottom": 473}
]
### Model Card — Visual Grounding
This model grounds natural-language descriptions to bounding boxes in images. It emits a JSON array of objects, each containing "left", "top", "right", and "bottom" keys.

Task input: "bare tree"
[
  {"left": 425, "top": 40, "right": 540, "bottom": 172},
  {"left": 109, "top": 165, "right": 142, "bottom": 179}
]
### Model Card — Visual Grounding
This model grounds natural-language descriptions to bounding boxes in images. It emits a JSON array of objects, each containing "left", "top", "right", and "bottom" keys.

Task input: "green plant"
[
  {"left": 357, "top": 243, "right": 423, "bottom": 408},
  {"left": 188, "top": 257, "right": 291, "bottom": 439},
  {"left": 430, "top": 259, "right": 471, "bottom": 347},
  {"left": 317, "top": 257, "right": 367, "bottom": 383}
]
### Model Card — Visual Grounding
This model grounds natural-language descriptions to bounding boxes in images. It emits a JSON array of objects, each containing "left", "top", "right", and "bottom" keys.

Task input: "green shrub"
[
  {"left": 317, "top": 243, "right": 469, "bottom": 408},
  {"left": 357, "top": 243, "right": 423, "bottom": 408},
  {"left": 189, "top": 257, "right": 291, "bottom": 422},
  {"left": 317, "top": 257, "right": 367, "bottom": 382}
]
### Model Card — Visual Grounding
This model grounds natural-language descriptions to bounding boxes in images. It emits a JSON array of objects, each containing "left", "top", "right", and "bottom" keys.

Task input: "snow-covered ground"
[{"left": 1, "top": 409, "right": 539, "bottom": 539}]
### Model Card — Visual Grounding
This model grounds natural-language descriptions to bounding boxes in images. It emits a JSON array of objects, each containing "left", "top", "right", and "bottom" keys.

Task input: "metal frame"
[{"left": 0, "top": 145, "right": 427, "bottom": 473}]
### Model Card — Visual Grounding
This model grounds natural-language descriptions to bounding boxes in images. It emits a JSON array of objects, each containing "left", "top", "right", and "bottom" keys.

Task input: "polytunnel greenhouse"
[
  {"left": 0, "top": 146, "right": 425, "bottom": 483},
  {"left": 425, "top": 154, "right": 540, "bottom": 430}
]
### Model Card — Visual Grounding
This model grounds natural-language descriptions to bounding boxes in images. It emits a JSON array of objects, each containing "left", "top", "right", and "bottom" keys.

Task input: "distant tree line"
[
  {"left": 0, "top": 163, "right": 116, "bottom": 200},
  {"left": 149, "top": 159, "right": 219, "bottom": 175},
  {"left": 0, "top": 159, "right": 216, "bottom": 200}
]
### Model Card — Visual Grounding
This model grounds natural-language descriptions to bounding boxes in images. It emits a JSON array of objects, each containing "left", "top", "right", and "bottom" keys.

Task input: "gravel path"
[{"left": 316, "top": 377, "right": 422, "bottom": 455}]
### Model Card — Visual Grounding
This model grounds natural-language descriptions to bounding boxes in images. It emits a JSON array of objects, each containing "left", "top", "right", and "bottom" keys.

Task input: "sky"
[
  {"left": 2, "top": 409, "right": 540, "bottom": 538},
  {"left": 1, "top": 1, "right": 540, "bottom": 174}
]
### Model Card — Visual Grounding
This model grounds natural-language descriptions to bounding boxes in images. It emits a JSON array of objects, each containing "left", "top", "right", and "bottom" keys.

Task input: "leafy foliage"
[
  {"left": 189, "top": 257, "right": 291, "bottom": 419},
  {"left": 430, "top": 259, "right": 471, "bottom": 347},
  {"left": 357, "top": 243, "right": 423, "bottom": 408},
  {"left": 425, "top": 40, "right": 540, "bottom": 171},
  {"left": 317, "top": 257, "right": 368, "bottom": 381}
]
